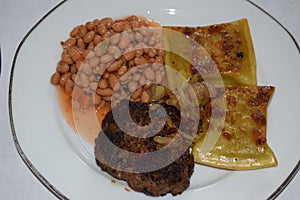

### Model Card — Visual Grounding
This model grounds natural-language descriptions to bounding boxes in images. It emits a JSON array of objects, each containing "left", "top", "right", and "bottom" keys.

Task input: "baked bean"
[
  {"left": 117, "top": 65, "right": 127, "bottom": 76},
  {"left": 143, "top": 36, "right": 148, "bottom": 43},
  {"left": 112, "top": 22, "right": 124, "bottom": 32},
  {"left": 107, "top": 59, "right": 122, "bottom": 72},
  {"left": 127, "top": 15, "right": 138, "bottom": 21},
  {"left": 102, "top": 31, "right": 112, "bottom": 40},
  {"left": 89, "top": 56, "right": 100, "bottom": 67},
  {"left": 110, "top": 34, "right": 121, "bottom": 45},
  {"left": 62, "top": 55, "right": 73, "bottom": 65},
  {"left": 136, "top": 49, "right": 143, "bottom": 57},
  {"left": 56, "top": 63, "right": 69, "bottom": 73},
  {"left": 82, "top": 63, "right": 93, "bottom": 75},
  {"left": 134, "top": 57, "right": 147, "bottom": 66},
  {"left": 120, "top": 74, "right": 131, "bottom": 84},
  {"left": 59, "top": 72, "right": 71, "bottom": 86},
  {"left": 143, "top": 20, "right": 150, "bottom": 27},
  {"left": 79, "top": 25, "right": 88, "bottom": 37},
  {"left": 123, "top": 23, "right": 131, "bottom": 31},
  {"left": 141, "top": 91, "right": 150, "bottom": 102},
  {"left": 107, "top": 45, "right": 120, "bottom": 56},
  {"left": 77, "top": 38, "right": 85, "bottom": 49},
  {"left": 108, "top": 73, "right": 118, "bottom": 89},
  {"left": 95, "top": 45, "right": 105, "bottom": 56},
  {"left": 128, "top": 60, "right": 135, "bottom": 67},
  {"left": 83, "top": 31, "right": 95, "bottom": 43},
  {"left": 72, "top": 86, "right": 84, "bottom": 100},
  {"left": 157, "top": 49, "right": 165, "bottom": 57},
  {"left": 123, "top": 50, "right": 136, "bottom": 61},
  {"left": 70, "top": 26, "right": 79, "bottom": 37},
  {"left": 144, "top": 67, "right": 155, "bottom": 80},
  {"left": 118, "top": 32, "right": 130, "bottom": 49},
  {"left": 130, "top": 20, "right": 140, "bottom": 29},
  {"left": 103, "top": 72, "right": 110, "bottom": 79},
  {"left": 148, "top": 49, "right": 157, "bottom": 58},
  {"left": 71, "top": 74, "right": 77, "bottom": 82},
  {"left": 143, "top": 83, "right": 152, "bottom": 89},
  {"left": 93, "top": 35, "right": 102, "bottom": 45},
  {"left": 154, "top": 56, "right": 164, "bottom": 64},
  {"left": 87, "top": 42, "right": 95, "bottom": 50},
  {"left": 80, "top": 73, "right": 89, "bottom": 88},
  {"left": 140, "top": 28, "right": 150, "bottom": 37},
  {"left": 143, "top": 47, "right": 150, "bottom": 54},
  {"left": 100, "top": 54, "right": 113, "bottom": 63},
  {"left": 98, "top": 63, "right": 106, "bottom": 74},
  {"left": 93, "top": 94, "right": 102, "bottom": 105},
  {"left": 50, "top": 72, "right": 60, "bottom": 85},
  {"left": 134, "top": 32, "right": 143, "bottom": 42},
  {"left": 113, "top": 81, "right": 120, "bottom": 91},
  {"left": 79, "top": 94, "right": 91, "bottom": 109},
  {"left": 100, "top": 17, "right": 113, "bottom": 28},
  {"left": 65, "top": 79, "right": 74, "bottom": 94},
  {"left": 76, "top": 61, "right": 83, "bottom": 71},
  {"left": 90, "top": 82, "right": 98, "bottom": 91},
  {"left": 67, "top": 47, "right": 77, "bottom": 57},
  {"left": 106, "top": 21, "right": 113, "bottom": 29},
  {"left": 137, "top": 64, "right": 146, "bottom": 72},
  {"left": 139, "top": 76, "right": 146, "bottom": 85},
  {"left": 148, "top": 36, "right": 156, "bottom": 46},
  {"left": 131, "top": 87, "right": 142, "bottom": 99},
  {"left": 96, "top": 88, "right": 113, "bottom": 96},
  {"left": 70, "top": 64, "right": 77, "bottom": 74},
  {"left": 86, "top": 21, "right": 94, "bottom": 31},
  {"left": 69, "top": 48, "right": 82, "bottom": 61},
  {"left": 89, "top": 74, "right": 96, "bottom": 82},
  {"left": 96, "top": 24, "right": 107, "bottom": 35},
  {"left": 129, "top": 33, "right": 135, "bottom": 42},
  {"left": 128, "top": 81, "right": 138, "bottom": 93},
  {"left": 93, "top": 19, "right": 100, "bottom": 25},
  {"left": 64, "top": 37, "right": 76, "bottom": 48},
  {"left": 74, "top": 35, "right": 80, "bottom": 40},
  {"left": 98, "top": 79, "right": 108, "bottom": 89},
  {"left": 73, "top": 53, "right": 83, "bottom": 62},
  {"left": 83, "top": 86, "right": 91, "bottom": 93},
  {"left": 132, "top": 73, "right": 141, "bottom": 82},
  {"left": 93, "top": 67, "right": 99, "bottom": 75}
]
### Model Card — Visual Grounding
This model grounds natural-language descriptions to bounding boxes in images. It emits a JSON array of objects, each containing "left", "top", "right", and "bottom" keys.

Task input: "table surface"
[{"left": 0, "top": 0, "right": 299, "bottom": 199}]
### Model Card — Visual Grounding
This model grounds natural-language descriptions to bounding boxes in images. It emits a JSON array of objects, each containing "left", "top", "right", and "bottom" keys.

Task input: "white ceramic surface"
[{"left": 6, "top": 0, "right": 300, "bottom": 199}]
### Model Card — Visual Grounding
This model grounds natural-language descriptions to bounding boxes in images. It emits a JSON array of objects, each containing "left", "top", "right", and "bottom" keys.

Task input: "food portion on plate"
[
  {"left": 95, "top": 100, "right": 194, "bottom": 196},
  {"left": 164, "top": 18, "right": 257, "bottom": 86},
  {"left": 50, "top": 15, "right": 277, "bottom": 196},
  {"left": 193, "top": 86, "right": 277, "bottom": 170}
]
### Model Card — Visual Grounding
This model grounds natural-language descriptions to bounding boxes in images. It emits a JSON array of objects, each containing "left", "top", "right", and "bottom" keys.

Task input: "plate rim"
[{"left": 8, "top": 0, "right": 300, "bottom": 199}]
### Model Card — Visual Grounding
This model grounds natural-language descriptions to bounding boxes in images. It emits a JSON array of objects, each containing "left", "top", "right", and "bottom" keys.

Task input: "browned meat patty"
[{"left": 94, "top": 100, "right": 194, "bottom": 196}]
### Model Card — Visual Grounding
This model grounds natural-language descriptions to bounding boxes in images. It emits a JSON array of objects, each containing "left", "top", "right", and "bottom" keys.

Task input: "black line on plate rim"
[
  {"left": 246, "top": 0, "right": 300, "bottom": 53},
  {"left": 8, "top": 0, "right": 300, "bottom": 200},
  {"left": 0, "top": 46, "right": 2, "bottom": 76},
  {"left": 8, "top": 1, "right": 69, "bottom": 200},
  {"left": 245, "top": 1, "right": 300, "bottom": 199},
  {"left": 267, "top": 160, "right": 300, "bottom": 200}
]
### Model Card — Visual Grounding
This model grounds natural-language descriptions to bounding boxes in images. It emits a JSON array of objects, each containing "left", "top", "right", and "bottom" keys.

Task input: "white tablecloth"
[{"left": 0, "top": 0, "right": 299, "bottom": 199}]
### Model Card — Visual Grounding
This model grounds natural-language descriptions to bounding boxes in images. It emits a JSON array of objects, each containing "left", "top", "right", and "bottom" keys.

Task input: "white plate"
[{"left": 9, "top": 0, "right": 300, "bottom": 199}]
